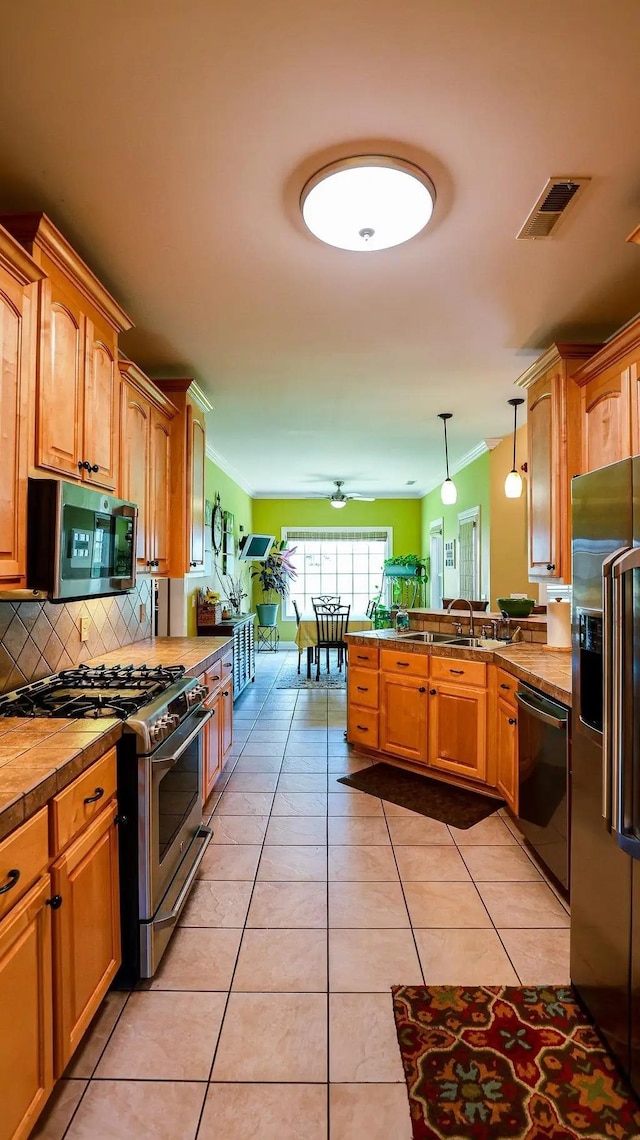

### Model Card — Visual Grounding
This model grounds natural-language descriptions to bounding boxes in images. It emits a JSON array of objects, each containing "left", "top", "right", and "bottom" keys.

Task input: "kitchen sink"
[
  {"left": 397, "top": 631, "right": 459, "bottom": 643},
  {"left": 446, "top": 636, "right": 504, "bottom": 649}
]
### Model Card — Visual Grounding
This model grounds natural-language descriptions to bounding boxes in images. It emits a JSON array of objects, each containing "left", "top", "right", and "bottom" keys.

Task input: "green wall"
[
  {"left": 420, "top": 452, "right": 491, "bottom": 604},
  {"left": 252, "top": 498, "right": 423, "bottom": 638}
]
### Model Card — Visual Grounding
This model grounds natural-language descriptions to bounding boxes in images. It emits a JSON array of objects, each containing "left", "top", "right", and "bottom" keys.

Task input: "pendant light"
[
  {"left": 438, "top": 413, "right": 457, "bottom": 505},
  {"left": 505, "top": 398, "right": 525, "bottom": 499}
]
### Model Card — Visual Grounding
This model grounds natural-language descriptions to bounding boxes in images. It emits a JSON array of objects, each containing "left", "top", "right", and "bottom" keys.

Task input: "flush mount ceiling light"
[
  {"left": 438, "top": 413, "right": 457, "bottom": 505},
  {"left": 300, "top": 155, "right": 435, "bottom": 252},
  {"left": 505, "top": 398, "right": 525, "bottom": 499}
]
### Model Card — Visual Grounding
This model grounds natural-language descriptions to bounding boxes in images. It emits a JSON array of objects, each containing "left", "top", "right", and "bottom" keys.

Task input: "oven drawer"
[
  {"left": 0, "top": 808, "right": 49, "bottom": 921},
  {"left": 51, "top": 748, "right": 117, "bottom": 856}
]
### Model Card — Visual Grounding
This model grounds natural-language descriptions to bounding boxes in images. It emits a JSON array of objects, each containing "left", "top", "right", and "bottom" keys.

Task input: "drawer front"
[
  {"left": 51, "top": 748, "right": 117, "bottom": 856},
  {"left": 347, "top": 706, "right": 379, "bottom": 749},
  {"left": 349, "top": 645, "right": 379, "bottom": 670},
  {"left": 497, "top": 668, "right": 518, "bottom": 706},
  {"left": 0, "top": 808, "right": 49, "bottom": 921},
  {"left": 380, "top": 648, "right": 429, "bottom": 678},
  {"left": 431, "top": 656, "right": 487, "bottom": 688},
  {"left": 348, "top": 667, "right": 379, "bottom": 709}
]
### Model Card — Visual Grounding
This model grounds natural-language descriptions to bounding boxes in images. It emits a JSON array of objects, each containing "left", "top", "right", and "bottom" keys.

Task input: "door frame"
[{"left": 429, "top": 518, "right": 444, "bottom": 609}]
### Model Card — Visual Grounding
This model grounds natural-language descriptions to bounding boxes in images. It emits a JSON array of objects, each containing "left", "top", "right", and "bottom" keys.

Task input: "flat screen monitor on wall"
[{"left": 238, "top": 534, "right": 275, "bottom": 561}]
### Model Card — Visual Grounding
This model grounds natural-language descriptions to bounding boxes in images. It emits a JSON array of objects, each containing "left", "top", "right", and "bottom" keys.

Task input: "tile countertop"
[
  {"left": 344, "top": 629, "right": 572, "bottom": 708},
  {"left": 0, "top": 636, "right": 233, "bottom": 843}
]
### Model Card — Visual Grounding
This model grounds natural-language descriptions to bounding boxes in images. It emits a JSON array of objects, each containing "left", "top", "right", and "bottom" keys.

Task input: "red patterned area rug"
[{"left": 392, "top": 985, "right": 640, "bottom": 1140}]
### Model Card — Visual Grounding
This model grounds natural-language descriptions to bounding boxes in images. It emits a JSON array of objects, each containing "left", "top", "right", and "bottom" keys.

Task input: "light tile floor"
[{"left": 35, "top": 647, "right": 570, "bottom": 1139}]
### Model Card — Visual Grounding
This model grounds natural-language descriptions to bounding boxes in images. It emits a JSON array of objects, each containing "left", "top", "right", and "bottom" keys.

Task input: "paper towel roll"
[{"left": 547, "top": 600, "right": 571, "bottom": 649}]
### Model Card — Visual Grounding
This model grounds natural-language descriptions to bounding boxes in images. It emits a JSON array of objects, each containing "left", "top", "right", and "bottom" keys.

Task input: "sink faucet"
[{"left": 446, "top": 598, "right": 475, "bottom": 637}]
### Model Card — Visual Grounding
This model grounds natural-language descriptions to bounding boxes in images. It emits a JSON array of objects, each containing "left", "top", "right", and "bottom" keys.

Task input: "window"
[
  {"left": 457, "top": 507, "right": 480, "bottom": 599},
  {"left": 282, "top": 528, "right": 392, "bottom": 618}
]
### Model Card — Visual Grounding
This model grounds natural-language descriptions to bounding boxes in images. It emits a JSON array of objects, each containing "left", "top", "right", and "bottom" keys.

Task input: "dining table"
[{"left": 295, "top": 613, "right": 374, "bottom": 679}]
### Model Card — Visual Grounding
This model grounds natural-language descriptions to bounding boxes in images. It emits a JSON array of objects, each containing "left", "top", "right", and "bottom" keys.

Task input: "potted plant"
[
  {"left": 251, "top": 542, "right": 297, "bottom": 626},
  {"left": 383, "top": 554, "right": 428, "bottom": 578}
]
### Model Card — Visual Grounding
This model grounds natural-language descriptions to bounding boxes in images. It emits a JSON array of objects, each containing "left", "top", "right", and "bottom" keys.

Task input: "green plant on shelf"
[{"left": 383, "top": 554, "right": 428, "bottom": 575}]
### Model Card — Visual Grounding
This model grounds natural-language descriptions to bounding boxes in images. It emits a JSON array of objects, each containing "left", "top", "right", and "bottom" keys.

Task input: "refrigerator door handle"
[
  {"left": 611, "top": 548, "right": 640, "bottom": 856},
  {"left": 602, "top": 546, "right": 630, "bottom": 824}
]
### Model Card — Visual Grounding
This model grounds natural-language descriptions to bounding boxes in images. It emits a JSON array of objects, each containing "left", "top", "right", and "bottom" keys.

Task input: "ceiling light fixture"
[
  {"left": 505, "top": 398, "right": 525, "bottom": 499},
  {"left": 438, "top": 413, "right": 457, "bottom": 505},
  {"left": 300, "top": 155, "right": 435, "bottom": 252},
  {"left": 330, "top": 498, "right": 347, "bottom": 510}
]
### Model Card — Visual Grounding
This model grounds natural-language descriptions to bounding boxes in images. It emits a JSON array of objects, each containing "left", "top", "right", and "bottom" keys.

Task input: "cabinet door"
[
  {"left": 83, "top": 318, "right": 119, "bottom": 490},
  {"left": 495, "top": 696, "right": 519, "bottom": 812},
  {"left": 527, "top": 373, "right": 561, "bottom": 578},
  {"left": 0, "top": 874, "right": 53, "bottom": 1140},
  {"left": 429, "top": 682, "right": 487, "bottom": 782},
  {"left": 220, "top": 679, "right": 234, "bottom": 757},
  {"left": 36, "top": 276, "right": 84, "bottom": 478},
  {"left": 187, "top": 403, "right": 206, "bottom": 571},
  {"left": 380, "top": 672, "right": 428, "bottom": 764},
  {"left": 203, "top": 693, "right": 222, "bottom": 805},
  {"left": 582, "top": 365, "right": 632, "bottom": 473},
  {"left": 150, "top": 408, "right": 172, "bottom": 576},
  {"left": 120, "top": 387, "right": 151, "bottom": 571},
  {"left": 0, "top": 276, "right": 31, "bottom": 584},
  {"left": 51, "top": 802, "right": 120, "bottom": 1075}
]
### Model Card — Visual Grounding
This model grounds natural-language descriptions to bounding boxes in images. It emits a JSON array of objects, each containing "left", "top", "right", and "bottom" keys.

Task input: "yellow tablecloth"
[{"left": 295, "top": 615, "right": 373, "bottom": 650}]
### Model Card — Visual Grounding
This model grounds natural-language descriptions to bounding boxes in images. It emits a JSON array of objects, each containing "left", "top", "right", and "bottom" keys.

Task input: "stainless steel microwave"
[{"left": 27, "top": 479, "right": 137, "bottom": 601}]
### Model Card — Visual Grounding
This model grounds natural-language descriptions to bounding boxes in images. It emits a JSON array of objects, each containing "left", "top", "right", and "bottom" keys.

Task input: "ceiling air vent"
[{"left": 517, "top": 176, "right": 590, "bottom": 239}]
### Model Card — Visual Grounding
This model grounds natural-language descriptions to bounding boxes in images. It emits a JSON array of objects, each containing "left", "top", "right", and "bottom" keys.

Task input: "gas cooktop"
[{"left": 0, "top": 663, "right": 187, "bottom": 721}]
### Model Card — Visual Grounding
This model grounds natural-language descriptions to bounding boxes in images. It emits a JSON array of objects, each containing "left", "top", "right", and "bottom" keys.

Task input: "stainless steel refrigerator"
[{"left": 571, "top": 455, "right": 640, "bottom": 1091}]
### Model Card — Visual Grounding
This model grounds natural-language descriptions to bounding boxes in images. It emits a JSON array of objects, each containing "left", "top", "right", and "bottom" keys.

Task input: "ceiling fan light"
[
  {"left": 330, "top": 498, "right": 347, "bottom": 509},
  {"left": 504, "top": 470, "right": 523, "bottom": 499},
  {"left": 300, "top": 156, "right": 435, "bottom": 252},
  {"left": 441, "top": 478, "right": 457, "bottom": 505}
]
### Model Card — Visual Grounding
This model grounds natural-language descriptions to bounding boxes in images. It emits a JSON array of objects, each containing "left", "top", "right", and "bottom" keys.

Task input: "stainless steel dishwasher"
[{"left": 515, "top": 682, "right": 570, "bottom": 893}]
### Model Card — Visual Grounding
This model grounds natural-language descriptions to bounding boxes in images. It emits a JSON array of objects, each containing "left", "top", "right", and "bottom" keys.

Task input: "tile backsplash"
[{"left": 0, "top": 580, "right": 153, "bottom": 695}]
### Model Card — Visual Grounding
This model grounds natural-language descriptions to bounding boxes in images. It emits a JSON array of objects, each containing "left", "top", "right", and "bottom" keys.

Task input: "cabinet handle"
[
  {"left": 418, "top": 686, "right": 426, "bottom": 693},
  {"left": 83, "top": 786, "right": 104, "bottom": 804},
  {"left": 449, "top": 668, "right": 464, "bottom": 675},
  {"left": 500, "top": 683, "right": 511, "bottom": 690},
  {"left": 356, "top": 686, "right": 368, "bottom": 692},
  {"left": 509, "top": 717, "right": 517, "bottom": 725},
  {"left": 396, "top": 661, "right": 410, "bottom": 668},
  {"left": 356, "top": 654, "right": 369, "bottom": 660},
  {"left": 0, "top": 868, "right": 19, "bottom": 894},
  {"left": 223, "top": 690, "right": 229, "bottom": 696},
  {"left": 429, "top": 688, "right": 437, "bottom": 695},
  {"left": 45, "top": 895, "right": 63, "bottom": 910},
  {"left": 546, "top": 563, "right": 555, "bottom": 571},
  {"left": 356, "top": 724, "right": 369, "bottom": 732}
]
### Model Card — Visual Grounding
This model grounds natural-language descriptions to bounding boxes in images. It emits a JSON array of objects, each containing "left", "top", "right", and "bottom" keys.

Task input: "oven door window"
[{"left": 156, "top": 737, "right": 200, "bottom": 862}]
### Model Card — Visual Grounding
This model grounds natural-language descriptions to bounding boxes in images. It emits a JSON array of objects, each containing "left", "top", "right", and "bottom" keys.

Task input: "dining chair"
[
  {"left": 311, "top": 594, "right": 341, "bottom": 607},
  {"left": 366, "top": 598, "right": 378, "bottom": 619},
  {"left": 292, "top": 598, "right": 304, "bottom": 675},
  {"left": 312, "top": 603, "right": 350, "bottom": 681}
]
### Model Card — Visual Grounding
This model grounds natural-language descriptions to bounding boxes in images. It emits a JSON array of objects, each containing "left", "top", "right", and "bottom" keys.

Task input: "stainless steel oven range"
[{"left": 0, "top": 662, "right": 212, "bottom": 983}]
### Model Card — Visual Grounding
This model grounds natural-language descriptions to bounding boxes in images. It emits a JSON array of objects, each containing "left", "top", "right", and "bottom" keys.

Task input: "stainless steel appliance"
[
  {"left": 515, "top": 681, "right": 570, "bottom": 891},
  {"left": 27, "top": 478, "right": 137, "bottom": 600},
  {"left": 571, "top": 456, "right": 640, "bottom": 1091},
  {"left": 0, "top": 663, "right": 212, "bottom": 982}
]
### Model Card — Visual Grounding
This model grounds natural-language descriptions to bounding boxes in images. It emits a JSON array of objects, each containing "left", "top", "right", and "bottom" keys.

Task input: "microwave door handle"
[
  {"left": 611, "top": 549, "right": 640, "bottom": 856},
  {"left": 602, "top": 547, "right": 629, "bottom": 824},
  {"left": 151, "top": 710, "right": 212, "bottom": 773}
]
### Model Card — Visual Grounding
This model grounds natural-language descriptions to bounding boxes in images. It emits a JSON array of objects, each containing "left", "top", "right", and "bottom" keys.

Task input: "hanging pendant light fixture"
[
  {"left": 505, "top": 398, "right": 525, "bottom": 499},
  {"left": 438, "top": 413, "right": 457, "bottom": 505}
]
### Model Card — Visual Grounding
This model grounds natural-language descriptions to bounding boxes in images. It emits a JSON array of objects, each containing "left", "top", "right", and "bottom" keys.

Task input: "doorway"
[{"left": 429, "top": 519, "right": 444, "bottom": 609}]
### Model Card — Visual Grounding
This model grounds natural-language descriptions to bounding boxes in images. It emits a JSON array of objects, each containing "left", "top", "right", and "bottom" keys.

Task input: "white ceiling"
[{"left": 1, "top": 0, "right": 639, "bottom": 497}]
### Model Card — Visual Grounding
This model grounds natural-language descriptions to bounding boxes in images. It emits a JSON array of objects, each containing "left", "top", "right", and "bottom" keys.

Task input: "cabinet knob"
[
  {"left": 45, "top": 894, "right": 63, "bottom": 910},
  {"left": 546, "top": 563, "right": 555, "bottom": 571},
  {"left": 190, "top": 561, "right": 197, "bottom": 568},
  {"left": 508, "top": 717, "right": 517, "bottom": 725},
  {"left": 418, "top": 686, "right": 426, "bottom": 693},
  {"left": 78, "top": 460, "right": 90, "bottom": 471},
  {"left": 429, "top": 688, "right": 437, "bottom": 695},
  {"left": 90, "top": 463, "right": 99, "bottom": 473}
]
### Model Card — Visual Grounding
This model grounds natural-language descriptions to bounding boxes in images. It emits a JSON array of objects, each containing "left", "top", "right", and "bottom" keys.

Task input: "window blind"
[{"left": 284, "top": 529, "right": 389, "bottom": 543}]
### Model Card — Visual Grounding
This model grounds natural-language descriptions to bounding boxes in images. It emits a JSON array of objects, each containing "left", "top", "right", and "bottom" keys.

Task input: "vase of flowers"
[{"left": 252, "top": 542, "right": 297, "bottom": 626}]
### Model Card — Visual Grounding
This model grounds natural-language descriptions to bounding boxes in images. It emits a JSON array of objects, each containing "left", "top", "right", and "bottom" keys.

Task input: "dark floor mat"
[{"left": 338, "top": 762, "right": 503, "bottom": 829}]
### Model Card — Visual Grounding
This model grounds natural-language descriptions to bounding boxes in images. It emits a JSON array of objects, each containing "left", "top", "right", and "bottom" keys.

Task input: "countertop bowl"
[{"left": 497, "top": 597, "right": 536, "bottom": 617}]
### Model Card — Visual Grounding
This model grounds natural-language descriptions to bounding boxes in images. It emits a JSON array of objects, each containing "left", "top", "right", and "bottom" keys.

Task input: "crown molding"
[
  {"left": 250, "top": 489, "right": 424, "bottom": 500},
  {"left": 205, "top": 443, "right": 254, "bottom": 495},
  {"left": 422, "top": 438, "right": 502, "bottom": 496}
]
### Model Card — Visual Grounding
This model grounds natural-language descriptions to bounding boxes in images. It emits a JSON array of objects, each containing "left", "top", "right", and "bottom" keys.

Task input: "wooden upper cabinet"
[
  {"left": 573, "top": 316, "right": 640, "bottom": 473},
  {"left": 119, "top": 358, "right": 177, "bottom": 575},
  {"left": 515, "top": 344, "right": 598, "bottom": 583},
  {"left": 154, "top": 379, "right": 212, "bottom": 577},
  {"left": 0, "top": 225, "right": 44, "bottom": 586},
  {"left": 0, "top": 213, "right": 133, "bottom": 491}
]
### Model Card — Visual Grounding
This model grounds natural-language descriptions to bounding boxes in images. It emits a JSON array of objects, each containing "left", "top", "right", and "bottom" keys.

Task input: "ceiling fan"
[{"left": 324, "top": 480, "right": 376, "bottom": 509}]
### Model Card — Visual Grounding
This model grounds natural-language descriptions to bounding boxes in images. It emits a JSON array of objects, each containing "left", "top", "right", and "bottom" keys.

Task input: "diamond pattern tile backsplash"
[{"left": 0, "top": 580, "right": 153, "bottom": 695}]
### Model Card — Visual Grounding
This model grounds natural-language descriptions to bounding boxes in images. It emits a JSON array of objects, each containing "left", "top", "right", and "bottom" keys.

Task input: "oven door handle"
[
  {"left": 515, "top": 691, "right": 567, "bottom": 730},
  {"left": 153, "top": 825, "right": 213, "bottom": 931},
  {"left": 151, "top": 709, "right": 212, "bottom": 773}
]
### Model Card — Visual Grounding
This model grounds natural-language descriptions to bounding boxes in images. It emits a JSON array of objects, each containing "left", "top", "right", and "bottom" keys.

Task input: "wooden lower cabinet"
[
  {"left": 220, "top": 679, "right": 234, "bottom": 756},
  {"left": 203, "top": 693, "right": 222, "bottom": 804},
  {"left": 51, "top": 800, "right": 121, "bottom": 1074},
  {"left": 202, "top": 663, "right": 234, "bottom": 805},
  {"left": 380, "top": 672, "right": 428, "bottom": 765},
  {"left": 0, "top": 874, "right": 53, "bottom": 1140},
  {"left": 428, "top": 681, "right": 487, "bottom": 783},
  {"left": 495, "top": 695, "right": 519, "bottom": 813}
]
